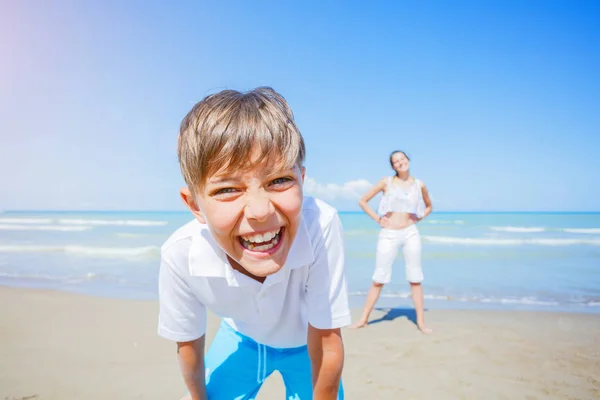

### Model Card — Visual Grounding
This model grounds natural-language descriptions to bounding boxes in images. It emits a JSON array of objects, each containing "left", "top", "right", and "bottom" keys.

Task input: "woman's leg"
[
  {"left": 409, "top": 282, "right": 431, "bottom": 334},
  {"left": 350, "top": 281, "right": 384, "bottom": 328},
  {"left": 351, "top": 229, "right": 400, "bottom": 328},
  {"left": 403, "top": 228, "right": 432, "bottom": 334}
]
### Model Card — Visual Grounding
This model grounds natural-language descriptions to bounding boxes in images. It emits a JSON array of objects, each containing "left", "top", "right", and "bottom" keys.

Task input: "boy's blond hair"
[{"left": 178, "top": 87, "right": 306, "bottom": 192}]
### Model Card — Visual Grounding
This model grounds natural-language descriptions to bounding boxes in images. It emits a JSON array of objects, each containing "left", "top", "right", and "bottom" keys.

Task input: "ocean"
[{"left": 1, "top": 209, "right": 599, "bottom": 313}]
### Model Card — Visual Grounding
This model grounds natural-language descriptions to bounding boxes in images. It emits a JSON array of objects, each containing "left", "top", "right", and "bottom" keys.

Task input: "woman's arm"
[
  {"left": 419, "top": 182, "right": 433, "bottom": 220},
  {"left": 358, "top": 178, "right": 387, "bottom": 223}
]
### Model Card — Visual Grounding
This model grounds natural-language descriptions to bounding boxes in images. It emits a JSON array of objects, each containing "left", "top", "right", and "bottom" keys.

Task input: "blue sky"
[{"left": 1, "top": 0, "right": 599, "bottom": 211}]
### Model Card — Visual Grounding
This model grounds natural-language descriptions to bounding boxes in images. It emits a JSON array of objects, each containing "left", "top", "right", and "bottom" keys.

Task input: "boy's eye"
[
  {"left": 214, "top": 187, "right": 237, "bottom": 195},
  {"left": 270, "top": 177, "right": 293, "bottom": 185}
]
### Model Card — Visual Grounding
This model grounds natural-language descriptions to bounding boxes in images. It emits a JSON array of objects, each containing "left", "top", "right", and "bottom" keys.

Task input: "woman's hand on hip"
[
  {"left": 379, "top": 216, "right": 390, "bottom": 228},
  {"left": 409, "top": 214, "right": 421, "bottom": 224}
]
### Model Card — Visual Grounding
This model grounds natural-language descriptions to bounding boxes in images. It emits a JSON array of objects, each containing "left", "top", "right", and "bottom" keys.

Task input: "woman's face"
[{"left": 391, "top": 152, "right": 410, "bottom": 173}]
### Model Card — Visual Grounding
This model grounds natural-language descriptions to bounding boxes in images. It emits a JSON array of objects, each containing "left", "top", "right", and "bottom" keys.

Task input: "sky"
[{"left": 1, "top": 0, "right": 599, "bottom": 212}]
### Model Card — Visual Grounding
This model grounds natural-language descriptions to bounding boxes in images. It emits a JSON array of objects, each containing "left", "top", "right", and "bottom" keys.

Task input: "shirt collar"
[{"left": 188, "top": 216, "right": 315, "bottom": 284}]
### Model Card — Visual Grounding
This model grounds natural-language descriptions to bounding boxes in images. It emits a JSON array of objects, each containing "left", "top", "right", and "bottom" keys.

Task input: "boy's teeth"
[
  {"left": 241, "top": 235, "right": 279, "bottom": 251},
  {"left": 242, "top": 229, "right": 280, "bottom": 243}
]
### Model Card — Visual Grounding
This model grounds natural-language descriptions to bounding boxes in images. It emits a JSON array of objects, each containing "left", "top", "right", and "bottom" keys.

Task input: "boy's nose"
[{"left": 245, "top": 191, "right": 274, "bottom": 222}]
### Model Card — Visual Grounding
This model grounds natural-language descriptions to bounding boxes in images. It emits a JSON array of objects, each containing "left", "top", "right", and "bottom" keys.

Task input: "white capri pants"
[{"left": 373, "top": 225, "right": 424, "bottom": 284}]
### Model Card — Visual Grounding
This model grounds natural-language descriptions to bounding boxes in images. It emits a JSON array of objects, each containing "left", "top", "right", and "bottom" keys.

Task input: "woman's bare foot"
[
  {"left": 349, "top": 319, "right": 369, "bottom": 329},
  {"left": 418, "top": 325, "right": 433, "bottom": 334}
]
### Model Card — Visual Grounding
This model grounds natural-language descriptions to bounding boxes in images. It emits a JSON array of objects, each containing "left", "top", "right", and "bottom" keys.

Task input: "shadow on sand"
[{"left": 368, "top": 307, "right": 427, "bottom": 328}]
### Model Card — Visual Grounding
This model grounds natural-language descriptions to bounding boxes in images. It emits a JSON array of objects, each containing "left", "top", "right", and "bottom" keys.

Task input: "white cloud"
[{"left": 303, "top": 177, "right": 373, "bottom": 201}]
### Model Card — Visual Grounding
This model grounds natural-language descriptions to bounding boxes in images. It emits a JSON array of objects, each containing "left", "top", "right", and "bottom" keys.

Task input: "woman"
[{"left": 351, "top": 150, "right": 433, "bottom": 333}]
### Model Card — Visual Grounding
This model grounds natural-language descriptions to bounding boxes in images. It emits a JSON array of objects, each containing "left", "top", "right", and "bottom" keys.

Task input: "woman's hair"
[{"left": 389, "top": 150, "right": 410, "bottom": 168}]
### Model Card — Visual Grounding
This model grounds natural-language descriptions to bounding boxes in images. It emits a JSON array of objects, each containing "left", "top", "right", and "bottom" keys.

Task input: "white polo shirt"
[{"left": 158, "top": 196, "right": 351, "bottom": 348}]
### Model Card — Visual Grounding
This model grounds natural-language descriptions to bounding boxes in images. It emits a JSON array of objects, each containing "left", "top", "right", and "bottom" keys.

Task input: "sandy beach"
[{"left": 1, "top": 286, "right": 599, "bottom": 400}]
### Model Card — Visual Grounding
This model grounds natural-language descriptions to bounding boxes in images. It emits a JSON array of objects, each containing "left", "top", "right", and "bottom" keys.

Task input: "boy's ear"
[
  {"left": 180, "top": 187, "right": 206, "bottom": 224},
  {"left": 300, "top": 166, "right": 305, "bottom": 183}
]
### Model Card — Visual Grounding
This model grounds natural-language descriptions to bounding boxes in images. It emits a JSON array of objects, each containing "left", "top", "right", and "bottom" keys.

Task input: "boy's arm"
[
  {"left": 305, "top": 210, "right": 351, "bottom": 398},
  {"left": 158, "top": 252, "right": 208, "bottom": 399},
  {"left": 307, "top": 325, "right": 344, "bottom": 400},
  {"left": 177, "top": 336, "right": 208, "bottom": 400}
]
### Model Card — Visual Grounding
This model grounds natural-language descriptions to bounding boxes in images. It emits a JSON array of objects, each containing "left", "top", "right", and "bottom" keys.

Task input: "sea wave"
[
  {"left": 0, "top": 217, "right": 168, "bottom": 227},
  {"left": 490, "top": 226, "right": 546, "bottom": 233},
  {"left": 348, "top": 292, "right": 599, "bottom": 307},
  {"left": 0, "top": 271, "right": 100, "bottom": 283},
  {"left": 0, "top": 224, "right": 91, "bottom": 232},
  {"left": 348, "top": 292, "right": 455, "bottom": 301},
  {"left": 0, "top": 218, "right": 54, "bottom": 224},
  {"left": 480, "top": 297, "right": 559, "bottom": 306},
  {"left": 563, "top": 228, "right": 600, "bottom": 234},
  {"left": 64, "top": 245, "right": 160, "bottom": 257},
  {"left": 489, "top": 226, "right": 600, "bottom": 235},
  {"left": 344, "top": 229, "right": 379, "bottom": 237},
  {"left": 58, "top": 219, "right": 168, "bottom": 226},
  {"left": 0, "top": 245, "right": 160, "bottom": 258},
  {"left": 426, "top": 220, "right": 465, "bottom": 225},
  {"left": 115, "top": 233, "right": 148, "bottom": 238},
  {"left": 422, "top": 235, "right": 600, "bottom": 246}
]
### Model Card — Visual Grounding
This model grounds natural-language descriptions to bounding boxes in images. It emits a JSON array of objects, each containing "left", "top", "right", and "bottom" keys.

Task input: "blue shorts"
[{"left": 204, "top": 320, "right": 344, "bottom": 399}]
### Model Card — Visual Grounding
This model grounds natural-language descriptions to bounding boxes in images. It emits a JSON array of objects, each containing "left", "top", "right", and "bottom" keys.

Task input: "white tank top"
[{"left": 378, "top": 176, "right": 425, "bottom": 218}]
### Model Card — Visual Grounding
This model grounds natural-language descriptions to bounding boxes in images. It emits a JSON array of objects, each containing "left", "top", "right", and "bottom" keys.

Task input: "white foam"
[
  {"left": 422, "top": 235, "right": 600, "bottom": 246},
  {"left": 64, "top": 245, "right": 159, "bottom": 257},
  {"left": 481, "top": 297, "right": 559, "bottom": 306},
  {"left": 0, "top": 245, "right": 160, "bottom": 258},
  {"left": 0, "top": 218, "right": 54, "bottom": 224},
  {"left": 563, "top": 228, "right": 600, "bottom": 234},
  {"left": 423, "top": 236, "right": 521, "bottom": 245},
  {"left": 58, "top": 219, "right": 167, "bottom": 226},
  {"left": 0, "top": 271, "right": 67, "bottom": 281},
  {"left": 0, "top": 217, "right": 168, "bottom": 227},
  {"left": 348, "top": 291, "right": 452, "bottom": 301},
  {"left": 490, "top": 226, "right": 546, "bottom": 233},
  {"left": 427, "top": 220, "right": 465, "bottom": 225},
  {"left": 115, "top": 233, "right": 148, "bottom": 238},
  {"left": 348, "top": 292, "right": 567, "bottom": 307},
  {"left": 0, "top": 245, "right": 63, "bottom": 253},
  {"left": 344, "top": 229, "right": 379, "bottom": 236},
  {"left": 0, "top": 271, "right": 102, "bottom": 284},
  {"left": 0, "top": 271, "right": 98, "bottom": 281},
  {"left": 0, "top": 224, "right": 91, "bottom": 232},
  {"left": 531, "top": 238, "right": 600, "bottom": 245}
]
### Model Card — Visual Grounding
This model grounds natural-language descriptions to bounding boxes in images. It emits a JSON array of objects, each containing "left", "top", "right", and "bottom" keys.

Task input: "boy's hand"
[
  {"left": 177, "top": 337, "right": 207, "bottom": 400},
  {"left": 307, "top": 325, "right": 344, "bottom": 399}
]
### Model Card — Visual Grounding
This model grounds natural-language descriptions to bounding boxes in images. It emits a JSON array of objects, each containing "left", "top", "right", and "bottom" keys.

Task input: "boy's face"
[{"left": 182, "top": 154, "right": 305, "bottom": 278}]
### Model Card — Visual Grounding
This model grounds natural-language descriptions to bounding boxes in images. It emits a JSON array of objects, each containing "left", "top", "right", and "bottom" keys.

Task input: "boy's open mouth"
[{"left": 238, "top": 227, "right": 284, "bottom": 252}]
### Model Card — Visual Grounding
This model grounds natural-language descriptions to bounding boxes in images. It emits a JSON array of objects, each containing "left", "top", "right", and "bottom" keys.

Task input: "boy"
[{"left": 158, "top": 87, "right": 351, "bottom": 400}]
